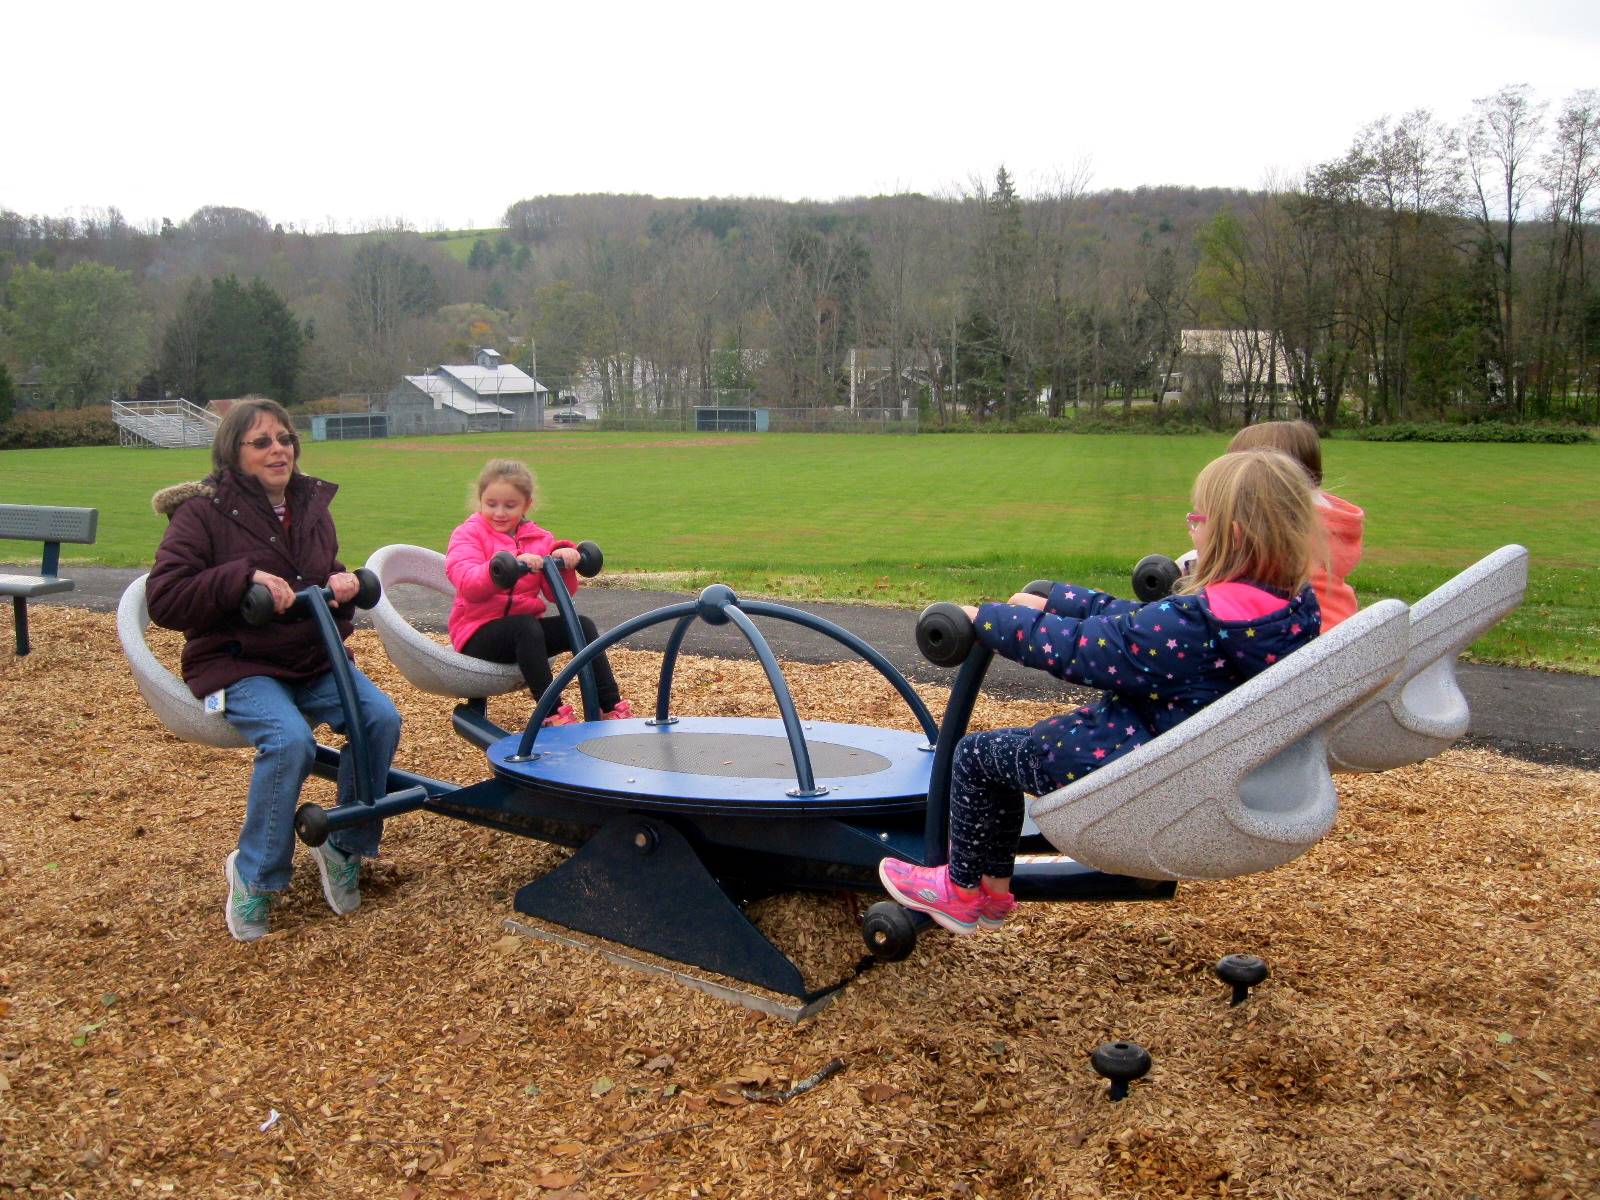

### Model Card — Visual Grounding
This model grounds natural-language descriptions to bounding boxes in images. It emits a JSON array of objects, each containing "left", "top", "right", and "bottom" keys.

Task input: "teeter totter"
[{"left": 117, "top": 545, "right": 1527, "bottom": 1006}]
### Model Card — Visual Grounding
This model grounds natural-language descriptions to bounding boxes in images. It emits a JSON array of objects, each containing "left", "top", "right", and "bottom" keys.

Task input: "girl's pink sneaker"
[
  {"left": 602, "top": 700, "right": 635, "bottom": 720},
  {"left": 877, "top": 859, "right": 982, "bottom": 935},
  {"left": 978, "top": 885, "right": 1016, "bottom": 929},
  {"left": 542, "top": 704, "right": 577, "bottom": 727}
]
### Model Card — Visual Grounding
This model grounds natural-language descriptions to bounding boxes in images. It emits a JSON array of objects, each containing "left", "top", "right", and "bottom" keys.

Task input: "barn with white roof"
[{"left": 381, "top": 348, "right": 548, "bottom": 434}]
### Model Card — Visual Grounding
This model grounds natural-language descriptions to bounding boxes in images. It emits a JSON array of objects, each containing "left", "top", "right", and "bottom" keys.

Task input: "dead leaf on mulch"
[{"left": 2, "top": 607, "right": 1599, "bottom": 1199}]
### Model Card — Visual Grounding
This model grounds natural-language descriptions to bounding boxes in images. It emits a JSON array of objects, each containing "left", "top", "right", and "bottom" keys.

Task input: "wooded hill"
[{"left": 2, "top": 85, "right": 1595, "bottom": 427}]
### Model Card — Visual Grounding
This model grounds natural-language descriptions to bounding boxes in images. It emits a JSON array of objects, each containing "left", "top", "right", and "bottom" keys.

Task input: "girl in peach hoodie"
[{"left": 1228, "top": 420, "right": 1363, "bottom": 627}]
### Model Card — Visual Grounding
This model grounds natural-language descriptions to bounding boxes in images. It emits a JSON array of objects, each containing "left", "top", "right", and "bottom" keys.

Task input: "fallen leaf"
[
  {"left": 491, "top": 934, "right": 525, "bottom": 955},
  {"left": 860, "top": 1083, "right": 900, "bottom": 1104},
  {"left": 591, "top": 1076, "right": 615, "bottom": 1097},
  {"left": 550, "top": 1141, "right": 586, "bottom": 1156},
  {"left": 643, "top": 1054, "right": 675, "bottom": 1072},
  {"left": 451, "top": 1028, "right": 482, "bottom": 1047},
  {"left": 536, "top": 1170, "right": 582, "bottom": 1189}
]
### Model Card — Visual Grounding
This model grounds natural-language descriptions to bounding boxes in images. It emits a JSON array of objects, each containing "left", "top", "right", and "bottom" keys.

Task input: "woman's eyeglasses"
[
  {"left": 244, "top": 433, "right": 299, "bottom": 450},
  {"left": 1186, "top": 512, "right": 1208, "bottom": 531}
]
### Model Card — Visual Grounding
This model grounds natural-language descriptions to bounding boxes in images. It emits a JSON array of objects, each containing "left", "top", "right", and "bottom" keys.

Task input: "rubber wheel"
[{"left": 862, "top": 901, "right": 919, "bottom": 962}]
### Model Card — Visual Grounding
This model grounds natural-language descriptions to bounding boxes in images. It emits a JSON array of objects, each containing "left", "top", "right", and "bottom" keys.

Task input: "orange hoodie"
[{"left": 1313, "top": 491, "right": 1364, "bottom": 627}]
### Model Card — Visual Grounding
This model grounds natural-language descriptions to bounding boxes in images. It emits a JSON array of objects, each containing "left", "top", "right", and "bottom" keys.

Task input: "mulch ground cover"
[{"left": 3, "top": 607, "right": 1598, "bottom": 1199}]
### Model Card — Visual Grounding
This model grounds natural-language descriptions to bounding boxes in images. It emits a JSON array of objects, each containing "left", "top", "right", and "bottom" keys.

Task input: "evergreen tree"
[
  {"left": 163, "top": 275, "right": 304, "bottom": 402},
  {"left": 0, "top": 361, "right": 15, "bottom": 423}
]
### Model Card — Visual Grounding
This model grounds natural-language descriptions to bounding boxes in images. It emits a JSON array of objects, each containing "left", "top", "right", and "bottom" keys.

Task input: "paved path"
[{"left": 32, "top": 566, "right": 1600, "bottom": 770}]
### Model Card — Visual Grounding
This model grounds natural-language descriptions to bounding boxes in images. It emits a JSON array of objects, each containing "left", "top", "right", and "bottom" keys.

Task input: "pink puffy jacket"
[{"left": 445, "top": 513, "right": 579, "bottom": 651}]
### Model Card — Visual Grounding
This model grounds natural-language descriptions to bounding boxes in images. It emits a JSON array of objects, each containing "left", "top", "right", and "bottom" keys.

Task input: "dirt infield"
[{"left": 3, "top": 609, "right": 1598, "bottom": 1199}]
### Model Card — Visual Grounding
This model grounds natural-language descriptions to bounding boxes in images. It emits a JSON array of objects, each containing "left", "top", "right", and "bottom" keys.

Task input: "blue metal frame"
[
  {"left": 513, "top": 586, "right": 939, "bottom": 798},
  {"left": 538, "top": 557, "right": 601, "bottom": 722},
  {"left": 288, "top": 579, "right": 1178, "bottom": 1000}
]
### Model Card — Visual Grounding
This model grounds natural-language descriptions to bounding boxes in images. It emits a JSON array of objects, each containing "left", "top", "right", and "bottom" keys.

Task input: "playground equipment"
[
  {"left": 1327, "top": 545, "right": 1528, "bottom": 772},
  {"left": 117, "top": 543, "right": 1527, "bottom": 1006},
  {"left": 1123, "top": 544, "right": 1530, "bottom": 774}
]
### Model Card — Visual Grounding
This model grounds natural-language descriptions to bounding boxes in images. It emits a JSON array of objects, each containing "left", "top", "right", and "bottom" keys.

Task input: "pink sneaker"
[
  {"left": 542, "top": 703, "right": 577, "bottom": 727},
  {"left": 877, "top": 860, "right": 982, "bottom": 935},
  {"left": 602, "top": 700, "right": 635, "bottom": 720},
  {"left": 978, "top": 885, "right": 1016, "bottom": 929}
]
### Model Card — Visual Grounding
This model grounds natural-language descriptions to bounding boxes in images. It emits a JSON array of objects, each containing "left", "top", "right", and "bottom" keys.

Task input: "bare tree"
[{"left": 1465, "top": 85, "right": 1548, "bottom": 414}]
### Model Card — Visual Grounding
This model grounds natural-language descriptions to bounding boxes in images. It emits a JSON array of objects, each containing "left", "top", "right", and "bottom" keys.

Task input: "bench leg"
[{"left": 12, "top": 597, "right": 28, "bottom": 657}]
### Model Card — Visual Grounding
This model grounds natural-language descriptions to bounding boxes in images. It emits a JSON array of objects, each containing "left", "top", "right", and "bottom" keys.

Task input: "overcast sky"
[{"left": 7, "top": 0, "right": 1597, "bottom": 231}]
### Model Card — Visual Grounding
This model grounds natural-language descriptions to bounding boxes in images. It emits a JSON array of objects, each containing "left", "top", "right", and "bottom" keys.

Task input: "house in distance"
[{"left": 382, "top": 348, "right": 549, "bottom": 434}]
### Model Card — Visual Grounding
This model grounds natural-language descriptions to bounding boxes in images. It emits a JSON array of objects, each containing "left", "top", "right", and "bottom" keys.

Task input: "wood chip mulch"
[{"left": 2, "top": 607, "right": 1598, "bottom": 1199}]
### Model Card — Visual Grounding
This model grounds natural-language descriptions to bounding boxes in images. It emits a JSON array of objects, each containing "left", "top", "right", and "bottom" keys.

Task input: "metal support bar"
[
  {"left": 650, "top": 614, "right": 697, "bottom": 723},
  {"left": 513, "top": 813, "right": 816, "bottom": 999},
  {"left": 539, "top": 558, "right": 600, "bottom": 722},
  {"left": 741, "top": 600, "right": 940, "bottom": 742},
  {"left": 12, "top": 596, "right": 29, "bottom": 657},
  {"left": 305, "top": 589, "right": 373, "bottom": 808},
  {"left": 517, "top": 602, "right": 699, "bottom": 757},
  {"left": 722, "top": 606, "right": 824, "bottom": 797},
  {"left": 923, "top": 646, "right": 994, "bottom": 864}
]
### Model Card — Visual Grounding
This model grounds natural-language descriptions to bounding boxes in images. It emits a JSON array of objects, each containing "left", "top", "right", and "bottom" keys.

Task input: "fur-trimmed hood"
[{"left": 152, "top": 480, "right": 215, "bottom": 517}]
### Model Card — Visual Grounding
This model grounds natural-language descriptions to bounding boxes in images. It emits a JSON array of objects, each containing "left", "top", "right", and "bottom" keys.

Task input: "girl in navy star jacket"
[{"left": 880, "top": 449, "right": 1325, "bottom": 935}]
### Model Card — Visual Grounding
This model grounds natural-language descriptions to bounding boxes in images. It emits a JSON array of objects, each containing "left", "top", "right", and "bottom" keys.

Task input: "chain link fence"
[{"left": 286, "top": 393, "right": 918, "bottom": 438}]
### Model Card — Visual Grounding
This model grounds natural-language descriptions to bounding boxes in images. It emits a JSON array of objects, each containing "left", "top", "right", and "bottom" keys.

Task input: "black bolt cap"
[
  {"left": 1091, "top": 1040, "right": 1152, "bottom": 1101},
  {"left": 1216, "top": 953, "right": 1270, "bottom": 1005}
]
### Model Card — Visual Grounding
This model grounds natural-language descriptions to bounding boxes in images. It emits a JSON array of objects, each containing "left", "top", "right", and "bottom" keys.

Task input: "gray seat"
[
  {"left": 365, "top": 544, "right": 524, "bottom": 699},
  {"left": 1327, "top": 545, "right": 1529, "bottom": 773},
  {"left": 1029, "top": 598, "right": 1410, "bottom": 881},
  {"left": 116, "top": 574, "right": 248, "bottom": 749}
]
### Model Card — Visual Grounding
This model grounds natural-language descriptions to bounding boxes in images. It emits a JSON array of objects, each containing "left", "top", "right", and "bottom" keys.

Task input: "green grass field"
[{"left": 4, "top": 432, "right": 1596, "bottom": 672}]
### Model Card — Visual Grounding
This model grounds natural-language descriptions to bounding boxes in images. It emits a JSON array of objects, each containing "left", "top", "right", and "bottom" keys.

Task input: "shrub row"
[
  {"left": 0, "top": 407, "right": 120, "bottom": 450},
  {"left": 924, "top": 410, "right": 1215, "bottom": 435},
  {"left": 1340, "top": 421, "right": 1593, "bottom": 444}
]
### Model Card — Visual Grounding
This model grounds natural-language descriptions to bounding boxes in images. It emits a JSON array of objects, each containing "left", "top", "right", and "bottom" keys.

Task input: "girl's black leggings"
[
  {"left": 461, "top": 614, "right": 621, "bottom": 710},
  {"left": 947, "top": 727, "right": 1059, "bottom": 888}
]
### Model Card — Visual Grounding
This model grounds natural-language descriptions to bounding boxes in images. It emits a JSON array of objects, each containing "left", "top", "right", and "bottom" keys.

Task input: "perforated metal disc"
[
  {"left": 575, "top": 731, "right": 891, "bottom": 779},
  {"left": 487, "top": 716, "right": 933, "bottom": 816}
]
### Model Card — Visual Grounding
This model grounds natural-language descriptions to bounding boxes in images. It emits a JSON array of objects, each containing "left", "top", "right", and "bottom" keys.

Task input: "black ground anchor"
[
  {"left": 1216, "top": 954, "right": 1270, "bottom": 1005},
  {"left": 1091, "top": 1041, "right": 1152, "bottom": 1101}
]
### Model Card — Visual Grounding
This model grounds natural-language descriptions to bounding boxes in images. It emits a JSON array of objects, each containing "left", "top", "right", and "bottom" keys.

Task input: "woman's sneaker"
[
  {"left": 310, "top": 842, "right": 361, "bottom": 916},
  {"left": 602, "top": 700, "right": 635, "bottom": 720},
  {"left": 877, "top": 859, "right": 982, "bottom": 935},
  {"left": 224, "top": 851, "right": 275, "bottom": 942},
  {"left": 542, "top": 704, "right": 577, "bottom": 727}
]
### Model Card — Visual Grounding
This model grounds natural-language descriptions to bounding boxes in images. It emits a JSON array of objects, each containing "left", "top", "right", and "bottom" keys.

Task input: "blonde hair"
[
  {"left": 471, "top": 458, "right": 537, "bottom": 511},
  {"left": 1176, "top": 450, "right": 1321, "bottom": 596},
  {"left": 1227, "top": 420, "right": 1323, "bottom": 486}
]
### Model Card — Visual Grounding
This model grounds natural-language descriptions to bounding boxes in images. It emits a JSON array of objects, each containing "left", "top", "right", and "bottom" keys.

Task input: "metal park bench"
[{"left": 0, "top": 503, "right": 99, "bottom": 656}]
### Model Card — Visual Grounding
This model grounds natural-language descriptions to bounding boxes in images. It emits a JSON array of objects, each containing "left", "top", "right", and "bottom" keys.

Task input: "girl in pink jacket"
[{"left": 445, "top": 459, "right": 632, "bottom": 724}]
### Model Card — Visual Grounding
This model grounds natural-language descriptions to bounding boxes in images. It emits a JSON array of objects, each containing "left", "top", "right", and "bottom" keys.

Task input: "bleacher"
[{"left": 112, "top": 399, "right": 220, "bottom": 449}]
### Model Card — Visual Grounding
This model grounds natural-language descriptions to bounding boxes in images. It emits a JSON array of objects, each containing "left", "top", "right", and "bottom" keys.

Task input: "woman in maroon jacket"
[{"left": 146, "top": 399, "right": 401, "bottom": 942}]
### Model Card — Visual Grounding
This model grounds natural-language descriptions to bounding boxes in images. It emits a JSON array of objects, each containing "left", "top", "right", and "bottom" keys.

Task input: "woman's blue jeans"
[{"left": 224, "top": 668, "right": 402, "bottom": 892}]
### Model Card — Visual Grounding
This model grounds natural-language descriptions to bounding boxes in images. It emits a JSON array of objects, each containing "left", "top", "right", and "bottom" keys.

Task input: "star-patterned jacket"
[{"left": 974, "top": 580, "right": 1321, "bottom": 789}]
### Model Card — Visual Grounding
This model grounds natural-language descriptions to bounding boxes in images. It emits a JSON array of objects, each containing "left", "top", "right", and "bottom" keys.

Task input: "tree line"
[{"left": 0, "top": 84, "right": 1594, "bottom": 429}]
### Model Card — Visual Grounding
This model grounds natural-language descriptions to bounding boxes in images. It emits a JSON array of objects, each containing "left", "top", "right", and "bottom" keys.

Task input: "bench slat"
[
  {"left": 0, "top": 504, "right": 100, "bottom": 545},
  {"left": 0, "top": 575, "right": 76, "bottom": 598}
]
